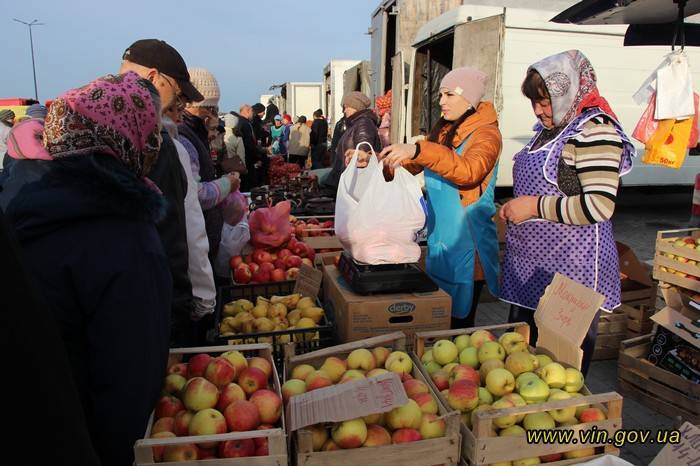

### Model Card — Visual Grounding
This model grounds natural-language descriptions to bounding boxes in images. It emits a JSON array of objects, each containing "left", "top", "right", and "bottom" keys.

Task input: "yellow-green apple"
[
  {"left": 535, "top": 354, "right": 553, "bottom": 369},
  {"left": 432, "top": 340, "right": 459, "bottom": 365},
  {"left": 498, "top": 332, "right": 528, "bottom": 354},
  {"left": 189, "top": 408, "right": 227, "bottom": 447},
  {"left": 387, "top": 399, "right": 423, "bottom": 429},
  {"left": 308, "top": 424, "right": 328, "bottom": 451},
  {"left": 539, "top": 363, "right": 567, "bottom": 389},
  {"left": 156, "top": 395, "right": 185, "bottom": 419},
  {"left": 332, "top": 418, "right": 368, "bottom": 448},
  {"left": 238, "top": 367, "right": 269, "bottom": 395},
  {"left": 305, "top": 370, "right": 334, "bottom": 390},
  {"left": 385, "top": 351, "right": 413, "bottom": 374},
  {"left": 163, "top": 443, "right": 198, "bottom": 462},
  {"left": 578, "top": 407, "right": 606, "bottom": 423},
  {"left": 540, "top": 453, "right": 563, "bottom": 462},
  {"left": 421, "top": 349, "right": 434, "bottom": 364},
  {"left": 150, "top": 431, "right": 176, "bottom": 462},
  {"left": 500, "top": 393, "right": 527, "bottom": 422},
  {"left": 478, "top": 341, "right": 506, "bottom": 364},
  {"left": 163, "top": 374, "right": 187, "bottom": 396},
  {"left": 419, "top": 413, "right": 446, "bottom": 439},
  {"left": 347, "top": 348, "right": 376, "bottom": 371},
  {"left": 518, "top": 377, "right": 550, "bottom": 404},
  {"left": 459, "top": 347, "right": 479, "bottom": 368},
  {"left": 249, "top": 357, "right": 273, "bottom": 379},
  {"left": 392, "top": 428, "right": 423, "bottom": 444},
  {"left": 250, "top": 389, "right": 282, "bottom": 424},
  {"left": 268, "top": 303, "right": 287, "bottom": 319},
  {"left": 569, "top": 392, "right": 590, "bottom": 417},
  {"left": 500, "top": 425, "right": 526, "bottom": 437},
  {"left": 152, "top": 417, "right": 175, "bottom": 434},
  {"left": 505, "top": 351, "right": 535, "bottom": 377},
  {"left": 363, "top": 424, "right": 392, "bottom": 447},
  {"left": 322, "top": 439, "right": 340, "bottom": 451},
  {"left": 485, "top": 368, "right": 515, "bottom": 396},
  {"left": 281, "top": 379, "right": 306, "bottom": 402},
  {"left": 479, "top": 359, "right": 505, "bottom": 381},
  {"left": 431, "top": 370, "right": 450, "bottom": 391},
  {"left": 187, "top": 353, "right": 213, "bottom": 378},
  {"left": 492, "top": 398, "right": 519, "bottom": 429},
  {"left": 424, "top": 361, "right": 443, "bottom": 375},
  {"left": 564, "top": 447, "right": 596, "bottom": 459},
  {"left": 449, "top": 364, "right": 481, "bottom": 386},
  {"left": 564, "top": 368, "right": 584, "bottom": 393},
  {"left": 167, "top": 362, "right": 188, "bottom": 378},
  {"left": 470, "top": 330, "right": 496, "bottom": 349},
  {"left": 516, "top": 372, "right": 540, "bottom": 391},
  {"left": 513, "top": 457, "right": 541, "bottom": 466},
  {"left": 547, "top": 391, "right": 576, "bottom": 422},
  {"left": 204, "top": 357, "right": 237, "bottom": 387},
  {"left": 174, "top": 410, "right": 194, "bottom": 436},
  {"left": 478, "top": 387, "right": 494, "bottom": 405},
  {"left": 339, "top": 369, "right": 366, "bottom": 384},
  {"left": 523, "top": 412, "right": 555, "bottom": 430},
  {"left": 363, "top": 412, "right": 385, "bottom": 426},
  {"left": 447, "top": 380, "right": 479, "bottom": 411},
  {"left": 443, "top": 362, "right": 459, "bottom": 376},
  {"left": 372, "top": 347, "right": 391, "bottom": 367},
  {"left": 403, "top": 379, "right": 430, "bottom": 399},
  {"left": 558, "top": 417, "right": 579, "bottom": 427},
  {"left": 221, "top": 350, "right": 248, "bottom": 376},
  {"left": 291, "top": 364, "right": 315, "bottom": 381},
  {"left": 454, "top": 334, "right": 471, "bottom": 352},
  {"left": 224, "top": 399, "right": 261, "bottom": 431},
  {"left": 412, "top": 392, "right": 438, "bottom": 414},
  {"left": 366, "top": 368, "right": 390, "bottom": 378},
  {"left": 218, "top": 438, "right": 255, "bottom": 458},
  {"left": 320, "top": 356, "right": 347, "bottom": 383}
]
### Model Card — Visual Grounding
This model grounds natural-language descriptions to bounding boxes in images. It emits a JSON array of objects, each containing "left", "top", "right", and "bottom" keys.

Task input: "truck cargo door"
[{"left": 390, "top": 51, "right": 406, "bottom": 144}]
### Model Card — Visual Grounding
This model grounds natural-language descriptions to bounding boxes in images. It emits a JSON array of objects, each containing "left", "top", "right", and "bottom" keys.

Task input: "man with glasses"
[{"left": 120, "top": 39, "right": 203, "bottom": 347}]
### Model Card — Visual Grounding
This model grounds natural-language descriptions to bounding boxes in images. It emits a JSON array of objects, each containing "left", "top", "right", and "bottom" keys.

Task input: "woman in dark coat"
[{"left": 0, "top": 72, "right": 172, "bottom": 466}]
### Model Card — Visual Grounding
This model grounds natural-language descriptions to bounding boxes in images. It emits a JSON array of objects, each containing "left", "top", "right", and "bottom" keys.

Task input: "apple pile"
[
  {"left": 421, "top": 331, "right": 605, "bottom": 463},
  {"left": 659, "top": 236, "right": 700, "bottom": 280},
  {"left": 282, "top": 347, "right": 448, "bottom": 451},
  {"left": 230, "top": 237, "right": 315, "bottom": 284},
  {"left": 290, "top": 216, "right": 334, "bottom": 238},
  {"left": 150, "top": 351, "right": 283, "bottom": 462},
  {"left": 219, "top": 294, "right": 325, "bottom": 342}
]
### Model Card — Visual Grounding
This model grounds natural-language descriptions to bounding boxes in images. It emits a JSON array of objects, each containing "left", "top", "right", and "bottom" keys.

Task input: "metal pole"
[{"left": 29, "top": 24, "right": 38, "bottom": 100}]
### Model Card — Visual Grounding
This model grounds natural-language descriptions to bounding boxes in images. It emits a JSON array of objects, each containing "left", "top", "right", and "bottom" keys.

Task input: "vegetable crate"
[
  {"left": 618, "top": 335, "right": 700, "bottom": 424},
  {"left": 619, "top": 304, "right": 656, "bottom": 335},
  {"left": 211, "top": 282, "right": 335, "bottom": 370},
  {"left": 134, "top": 344, "right": 288, "bottom": 466},
  {"left": 653, "top": 228, "right": 700, "bottom": 293},
  {"left": 414, "top": 323, "right": 623, "bottom": 466},
  {"left": 592, "top": 310, "right": 629, "bottom": 360},
  {"left": 284, "top": 332, "right": 462, "bottom": 466}
]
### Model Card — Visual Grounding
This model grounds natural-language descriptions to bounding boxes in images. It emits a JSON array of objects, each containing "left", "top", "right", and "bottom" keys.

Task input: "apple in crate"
[
  {"left": 392, "top": 428, "right": 422, "bottom": 444},
  {"left": 249, "top": 357, "right": 273, "bottom": 378},
  {"left": 419, "top": 413, "right": 446, "bottom": 439},
  {"left": 306, "top": 370, "right": 334, "bottom": 391},
  {"left": 234, "top": 263, "right": 252, "bottom": 284},
  {"left": 174, "top": 410, "right": 194, "bottom": 436},
  {"left": 347, "top": 348, "right": 376, "bottom": 371},
  {"left": 217, "top": 383, "right": 246, "bottom": 411},
  {"left": 152, "top": 417, "right": 175, "bottom": 435},
  {"left": 221, "top": 350, "right": 248, "bottom": 375},
  {"left": 448, "top": 380, "right": 479, "bottom": 411},
  {"left": 162, "top": 443, "right": 198, "bottom": 462},
  {"left": 155, "top": 395, "right": 184, "bottom": 419},
  {"left": 189, "top": 408, "right": 227, "bottom": 448},
  {"left": 578, "top": 407, "right": 606, "bottom": 423},
  {"left": 219, "top": 438, "right": 256, "bottom": 458},
  {"left": 363, "top": 424, "right": 392, "bottom": 447},
  {"left": 281, "top": 379, "right": 307, "bottom": 402},
  {"left": 224, "top": 399, "right": 261, "bottom": 431},
  {"left": 291, "top": 364, "right": 315, "bottom": 381},
  {"left": 163, "top": 374, "right": 187, "bottom": 396},
  {"left": 332, "top": 418, "right": 368, "bottom": 449},
  {"left": 403, "top": 379, "right": 430, "bottom": 399},
  {"left": 182, "top": 377, "right": 219, "bottom": 411},
  {"left": 320, "top": 357, "right": 348, "bottom": 383},
  {"left": 250, "top": 389, "right": 282, "bottom": 424},
  {"left": 238, "top": 367, "right": 268, "bottom": 395},
  {"left": 167, "top": 362, "right": 188, "bottom": 378},
  {"left": 204, "top": 357, "right": 237, "bottom": 387},
  {"left": 387, "top": 399, "right": 423, "bottom": 430},
  {"left": 150, "top": 431, "right": 175, "bottom": 462},
  {"left": 187, "top": 353, "right": 213, "bottom": 378}
]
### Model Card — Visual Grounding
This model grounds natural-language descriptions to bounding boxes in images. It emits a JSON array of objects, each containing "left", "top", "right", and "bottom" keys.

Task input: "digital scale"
[{"left": 337, "top": 251, "right": 438, "bottom": 295}]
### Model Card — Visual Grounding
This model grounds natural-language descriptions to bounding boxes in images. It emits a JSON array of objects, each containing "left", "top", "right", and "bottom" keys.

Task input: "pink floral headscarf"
[
  {"left": 6, "top": 119, "right": 52, "bottom": 161},
  {"left": 43, "top": 71, "right": 161, "bottom": 177}
]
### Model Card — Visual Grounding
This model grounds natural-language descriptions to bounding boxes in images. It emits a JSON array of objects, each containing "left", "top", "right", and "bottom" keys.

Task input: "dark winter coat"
[{"left": 234, "top": 113, "right": 265, "bottom": 190}]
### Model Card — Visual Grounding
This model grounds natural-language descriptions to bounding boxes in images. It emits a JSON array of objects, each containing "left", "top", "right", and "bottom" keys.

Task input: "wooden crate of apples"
[
  {"left": 654, "top": 228, "right": 700, "bottom": 293},
  {"left": 134, "top": 344, "right": 288, "bottom": 465},
  {"left": 415, "top": 323, "right": 623, "bottom": 466},
  {"left": 282, "top": 333, "right": 462, "bottom": 466},
  {"left": 231, "top": 237, "right": 316, "bottom": 285}
]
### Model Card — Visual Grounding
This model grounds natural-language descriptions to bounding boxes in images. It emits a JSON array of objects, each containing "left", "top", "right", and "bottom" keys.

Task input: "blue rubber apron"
[{"left": 424, "top": 137, "right": 500, "bottom": 318}]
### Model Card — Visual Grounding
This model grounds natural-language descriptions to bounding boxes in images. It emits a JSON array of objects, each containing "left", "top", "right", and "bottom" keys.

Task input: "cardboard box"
[
  {"left": 647, "top": 307, "right": 700, "bottom": 383},
  {"left": 650, "top": 422, "right": 700, "bottom": 466},
  {"left": 618, "top": 242, "right": 658, "bottom": 308},
  {"left": 322, "top": 265, "right": 451, "bottom": 346}
]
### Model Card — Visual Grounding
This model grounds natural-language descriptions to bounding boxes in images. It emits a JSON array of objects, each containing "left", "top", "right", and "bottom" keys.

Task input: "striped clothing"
[
  {"left": 537, "top": 117, "right": 624, "bottom": 225},
  {"left": 178, "top": 136, "right": 232, "bottom": 211}
]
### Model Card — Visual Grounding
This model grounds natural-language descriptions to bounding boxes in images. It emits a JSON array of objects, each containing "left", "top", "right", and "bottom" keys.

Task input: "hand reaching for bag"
[
  {"left": 226, "top": 171, "right": 241, "bottom": 191},
  {"left": 379, "top": 144, "right": 417, "bottom": 168},
  {"left": 344, "top": 149, "right": 374, "bottom": 168}
]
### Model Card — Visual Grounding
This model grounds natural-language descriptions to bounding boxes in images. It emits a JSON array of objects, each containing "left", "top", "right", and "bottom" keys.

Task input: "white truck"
[
  {"left": 323, "top": 60, "right": 362, "bottom": 129},
  {"left": 271, "top": 82, "right": 323, "bottom": 120},
  {"left": 384, "top": 1, "right": 700, "bottom": 186}
]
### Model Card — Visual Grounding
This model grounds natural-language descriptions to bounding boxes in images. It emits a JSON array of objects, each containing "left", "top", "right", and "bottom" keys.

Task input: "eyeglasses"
[{"left": 161, "top": 73, "right": 184, "bottom": 106}]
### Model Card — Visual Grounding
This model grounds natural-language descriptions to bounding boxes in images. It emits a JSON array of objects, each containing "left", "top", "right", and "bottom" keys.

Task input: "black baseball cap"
[{"left": 122, "top": 39, "right": 204, "bottom": 103}]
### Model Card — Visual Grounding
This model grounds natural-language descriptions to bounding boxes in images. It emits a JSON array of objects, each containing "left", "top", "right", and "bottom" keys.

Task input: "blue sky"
[{"left": 2, "top": 0, "right": 378, "bottom": 110}]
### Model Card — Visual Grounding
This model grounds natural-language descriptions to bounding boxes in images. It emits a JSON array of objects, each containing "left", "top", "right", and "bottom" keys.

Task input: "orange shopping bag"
[{"left": 642, "top": 118, "right": 693, "bottom": 169}]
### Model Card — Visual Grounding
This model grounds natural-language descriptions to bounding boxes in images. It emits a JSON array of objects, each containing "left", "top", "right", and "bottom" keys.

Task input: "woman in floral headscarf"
[
  {"left": 0, "top": 72, "right": 171, "bottom": 466},
  {"left": 499, "top": 50, "right": 635, "bottom": 375}
]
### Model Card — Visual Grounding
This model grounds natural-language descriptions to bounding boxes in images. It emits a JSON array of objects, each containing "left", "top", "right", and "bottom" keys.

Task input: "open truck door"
[{"left": 390, "top": 51, "right": 406, "bottom": 144}]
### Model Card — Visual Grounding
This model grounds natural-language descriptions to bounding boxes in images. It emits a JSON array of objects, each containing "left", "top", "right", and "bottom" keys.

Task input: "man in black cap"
[{"left": 119, "top": 39, "right": 202, "bottom": 348}]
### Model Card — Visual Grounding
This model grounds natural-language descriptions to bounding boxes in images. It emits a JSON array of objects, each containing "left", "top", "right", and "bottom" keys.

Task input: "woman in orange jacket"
[{"left": 379, "top": 67, "right": 502, "bottom": 328}]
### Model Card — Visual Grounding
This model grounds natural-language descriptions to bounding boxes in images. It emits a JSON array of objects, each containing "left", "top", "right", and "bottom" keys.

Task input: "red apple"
[
  {"left": 233, "top": 263, "right": 252, "bottom": 284},
  {"left": 224, "top": 399, "right": 261, "bottom": 431},
  {"left": 286, "top": 267, "right": 300, "bottom": 280},
  {"left": 271, "top": 268, "right": 286, "bottom": 282},
  {"left": 260, "top": 262, "right": 275, "bottom": 274},
  {"left": 253, "top": 249, "right": 273, "bottom": 265},
  {"left": 255, "top": 444, "right": 269, "bottom": 456},
  {"left": 431, "top": 370, "right": 450, "bottom": 391},
  {"left": 449, "top": 364, "right": 481, "bottom": 386},
  {"left": 238, "top": 367, "right": 268, "bottom": 395},
  {"left": 204, "top": 357, "right": 236, "bottom": 387},
  {"left": 248, "top": 262, "right": 260, "bottom": 274},
  {"left": 277, "top": 248, "right": 292, "bottom": 260},
  {"left": 219, "top": 438, "right": 256, "bottom": 458},
  {"left": 182, "top": 377, "right": 219, "bottom": 411},
  {"left": 174, "top": 410, "right": 194, "bottom": 436},
  {"left": 155, "top": 395, "right": 184, "bottom": 419},
  {"left": 285, "top": 255, "right": 302, "bottom": 268},
  {"left": 167, "top": 363, "right": 188, "bottom": 378},
  {"left": 162, "top": 443, "right": 198, "bottom": 462},
  {"left": 392, "top": 428, "right": 422, "bottom": 444},
  {"left": 249, "top": 357, "right": 273, "bottom": 378},
  {"left": 273, "top": 259, "right": 287, "bottom": 270},
  {"left": 150, "top": 431, "right": 175, "bottom": 462},
  {"left": 152, "top": 417, "right": 175, "bottom": 434},
  {"left": 579, "top": 407, "right": 606, "bottom": 423},
  {"left": 251, "top": 268, "right": 271, "bottom": 283},
  {"left": 412, "top": 392, "right": 439, "bottom": 414},
  {"left": 198, "top": 447, "right": 218, "bottom": 459},
  {"left": 304, "top": 244, "right": 316, "bottom": 261},
  {"left": 250, "top": 389, "right": 282, "bottom": 424},
  {"left": 187, "top": 353, "right": 213, "bottom": 378},
  {"left": 229, "top": 255, "right": 244, "bottom": 269},
  {"left": 541, "top": 453, "right": 563, "bottom": 462},
  {"left": 217, "top": 383, "right": 246, "bottom": 411},
  {"left": 403, "top": 379, "right": 430, "bottom": 399}
]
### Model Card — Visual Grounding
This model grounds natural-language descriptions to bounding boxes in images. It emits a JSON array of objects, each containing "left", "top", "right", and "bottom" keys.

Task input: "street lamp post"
[{"left": 13, "top": 18, "right": 44, "bottom": 101}]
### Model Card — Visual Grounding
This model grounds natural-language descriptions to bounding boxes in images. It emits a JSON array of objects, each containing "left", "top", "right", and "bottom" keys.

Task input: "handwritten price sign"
[{"left": 651, "top": 422, "right": 700, "bottom": 466}]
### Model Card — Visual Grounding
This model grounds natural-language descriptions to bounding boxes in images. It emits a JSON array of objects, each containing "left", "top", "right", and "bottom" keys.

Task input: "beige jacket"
[{"left": 287, "top": 123, "right": 311, "bottom": 156}]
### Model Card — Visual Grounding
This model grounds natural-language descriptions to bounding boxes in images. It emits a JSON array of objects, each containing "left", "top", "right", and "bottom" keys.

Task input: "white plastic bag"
[
  {"left": 634, "top": 51, "right": 695, "bottom": 120},
  {"left": 335, "top": 142, "right": 426, "bottom": 264}
]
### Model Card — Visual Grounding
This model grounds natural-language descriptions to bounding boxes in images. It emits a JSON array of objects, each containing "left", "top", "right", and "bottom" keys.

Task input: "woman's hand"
[
  {"left": 227, "top": 172, "right": 241, "bottom": 191},
  {"left": 380, "top": 144, "right": 417, "bottom": 168},
  {"left": 344, "top": 149, "right": 373, "bottom": 168},
  {"left": 500, "top": 196, "right": 539, "bottom": 224}
]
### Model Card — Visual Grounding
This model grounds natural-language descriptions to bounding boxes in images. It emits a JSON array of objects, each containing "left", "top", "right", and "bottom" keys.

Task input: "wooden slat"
[
  {"left": 618, "top": 380, "right": 700, "bottom": 425},
  {"left": 413, "top": 322, "right": 530, "bottom": 358},
  {"left": 618, "top": 367, "right": 700, "bottom": 413}
]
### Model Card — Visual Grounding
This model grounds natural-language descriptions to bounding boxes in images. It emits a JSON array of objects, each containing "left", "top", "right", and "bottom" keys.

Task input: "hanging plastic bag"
[
  {"left": 335, "top": 142, "right": 425, "bottom": 264},
  {"left": 656, "top": 51, "right": 695, "bottom": 120},
  {"left": 642, "top": 118, "right": 693, "bottom": 169},
  {"left": 248, "top": 200, "right": 293, "bottom": 248},
  {"left": 634, "top": 93, "right": 700, "bottom": 147}
]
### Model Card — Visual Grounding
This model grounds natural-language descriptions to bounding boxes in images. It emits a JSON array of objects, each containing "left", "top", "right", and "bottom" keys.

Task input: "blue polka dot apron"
[
  {"left": 500, "top": 109, "right": 634, "bottom": 312},
  {"left": 424, "top": 136, "right": 500, "bottom": 319}
]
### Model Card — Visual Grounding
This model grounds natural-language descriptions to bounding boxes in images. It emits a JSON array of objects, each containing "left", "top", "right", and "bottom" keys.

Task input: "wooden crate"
[
  {"left": 414, "top": 323, "right": 624, "bottom": 466},
  {"left": 618, "top": 335, "right": 700, "bottom": 424},
  {"left": 592, "top": 310, "right": 629, "bottom": 360},
  {"left": 619, "top": 304, "right": 656, "bottom": 334},
  {"left": 134, "top": 344, "right": 288, "bottom": 466},
  {"left": 284, "top": 332, "right": 462, "bottom": 466},
  {"left": 653, "top": 228, "right": 700, "bottom": 293}
]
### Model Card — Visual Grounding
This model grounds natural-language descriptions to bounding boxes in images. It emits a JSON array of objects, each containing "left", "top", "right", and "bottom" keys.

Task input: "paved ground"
[{"left": 482, "top": 186, "right": 694, "bottom": 465}]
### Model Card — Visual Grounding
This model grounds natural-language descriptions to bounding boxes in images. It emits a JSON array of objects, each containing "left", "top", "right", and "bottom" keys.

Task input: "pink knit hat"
[{"left": 439, "top": 67, "right": 488, "bottom": 106}]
